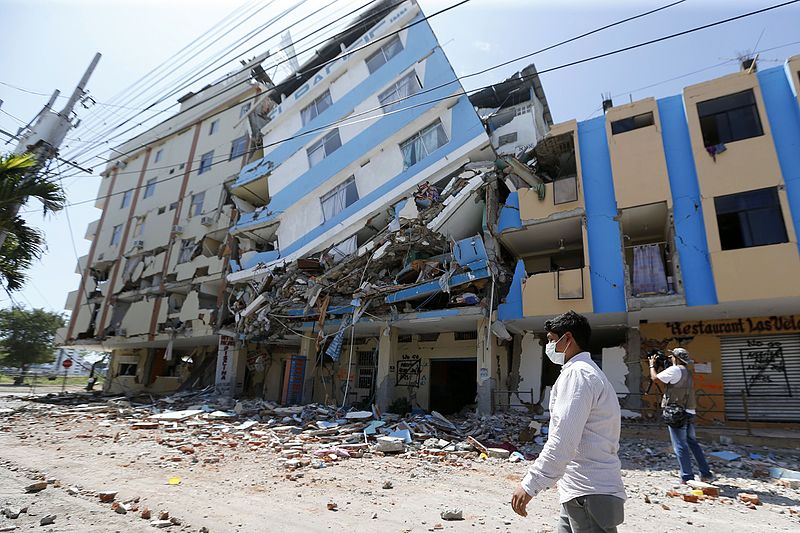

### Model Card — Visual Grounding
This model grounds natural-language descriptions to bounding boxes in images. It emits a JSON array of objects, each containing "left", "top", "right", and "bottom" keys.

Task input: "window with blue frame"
[
  {"left": 229, "top": 136, "right": 248, "bottom": 160},
  {"left": 143, "top": 178, "right": 157, "bottom": 198},
  {"left": 307, "top": 129, "right": 342, "bottom": 168},
  {"left": 399, "top": 120, "right": 448, "bottom": 169},
  {"left": 715, "top": 187, "right": 788, "bottom": 250},
  {"left": 365, "top": 35, "right": 403, "bottom": 74},
  {"left": 198, "top": 151, "right": 213, "bottom": 174}
]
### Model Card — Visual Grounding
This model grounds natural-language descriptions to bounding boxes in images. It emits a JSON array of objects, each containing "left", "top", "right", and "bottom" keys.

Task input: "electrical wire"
[
  {"left": 20, "top": 0, "right": 800, "bottom": 212},
  {"left": 61, "top": 0, "right": 388, "bottom": 166}
]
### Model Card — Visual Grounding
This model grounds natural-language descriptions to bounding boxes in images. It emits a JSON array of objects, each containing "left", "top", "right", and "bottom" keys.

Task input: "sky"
[{"left": 1, "top": 0, "right": 799, "bottom": 318}]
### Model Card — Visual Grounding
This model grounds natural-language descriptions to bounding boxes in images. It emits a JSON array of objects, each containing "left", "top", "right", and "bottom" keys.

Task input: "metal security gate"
[{"left": 721, "top": 334, "right": 800, "bottom": 422}]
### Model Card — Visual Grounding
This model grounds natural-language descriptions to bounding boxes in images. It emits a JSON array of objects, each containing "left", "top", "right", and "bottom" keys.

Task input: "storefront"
[{"left": 640, "top": 315, "right": 800, "bottom": 425}]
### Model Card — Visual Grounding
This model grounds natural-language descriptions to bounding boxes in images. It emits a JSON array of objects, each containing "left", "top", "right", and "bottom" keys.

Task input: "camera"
[{"left": 647, "top": 349, "right": 671, "bottom": 372}]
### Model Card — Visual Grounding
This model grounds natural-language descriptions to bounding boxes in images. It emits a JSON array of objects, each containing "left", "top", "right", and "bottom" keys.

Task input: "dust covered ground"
[{"left": 0, "top": 394, "right": 798, "bottom": 533}]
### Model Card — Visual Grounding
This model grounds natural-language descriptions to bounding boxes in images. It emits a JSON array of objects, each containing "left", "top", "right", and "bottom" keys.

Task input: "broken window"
[
  {"left": 198, "top": 151, "right": 213, "bottom": 174},
  {"left": 110, "top": 224, "right": 122, "bottom": 246},
  {"left": 307, "top": 129, "right": 342, "bottom": 168},
  {"left": 610, "top": 111, "right": 654, "bottom": 135},
  {"left": 134, "top": 216, "right": 146, "bottom": 238},
  {"left": 178, "top": 238, "right": 196, "bottom": 264},
  {"left": 715, "top": 187, "right": 788, "bottom": 250},
  {"left": 378, "top": 71, "right": 421, "bottom": 113},
  {"left": 229, "top": 135, "right": 248, "bottom": 161},
  {"left": 400, "top": 120, "right": 448, "bottom": 170},
  {"left": 144, "top": 178, "right": 157, "bottom": 198},
  {"left": 320, "top": 176, "right": 358, "bottom": 222},
  {"left": 300, "top": 89, "right": 333, "bottom": 126},
  {"left": 365, "top": 35, "right": 403, "bottom": 74},
  {"left": 239, "top": 102, "right": 251, "bottom": 118},
  {"left": 120, "top": 190, "right": 132, "bottom": 208},
  {"left": 190, "top": 191, "right": 205, "bottom": 217},
  {"left": 154, "top": 149, "right": 163, "bottom": 163},
  {"left": 327, "top": 235, "right": 357, "bottom": 263},
  {"left": 498, "top": 132, "right": 518, "bottom": 146},
  {"left": 697, "top": 89, "right": 763, "bottom": 146},
  {"left": 118, "top": 363, "right": 137, "bottom": 376},
  {"left": 209, "top": 119, "right": 219, "bottom": 136}
]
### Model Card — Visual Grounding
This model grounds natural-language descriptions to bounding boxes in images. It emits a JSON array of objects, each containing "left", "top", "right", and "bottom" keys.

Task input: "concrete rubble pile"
[{"left": 227, "top": 166, "right": 502, "bottom": 342}]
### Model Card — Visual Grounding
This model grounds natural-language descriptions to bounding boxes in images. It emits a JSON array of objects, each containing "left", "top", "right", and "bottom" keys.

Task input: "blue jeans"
[{"left": 667, "top": 414, "right": 711, "bottom": 481}]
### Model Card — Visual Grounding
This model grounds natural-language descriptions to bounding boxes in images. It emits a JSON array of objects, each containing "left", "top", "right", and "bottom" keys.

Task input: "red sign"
[{"left": 62, "top": 359, "right": 73, "bottom": 369}]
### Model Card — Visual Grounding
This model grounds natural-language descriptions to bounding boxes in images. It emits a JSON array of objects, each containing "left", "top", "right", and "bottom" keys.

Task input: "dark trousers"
[
  {"left": 557, "top": 494, "right": 625, "bottom": 533},
  {"left": 667, "top": 413, "right": 711, "bottom": 481}
]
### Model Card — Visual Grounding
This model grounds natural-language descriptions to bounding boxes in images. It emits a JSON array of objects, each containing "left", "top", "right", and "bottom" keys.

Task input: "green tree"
[
  {"left": 0, "top": 152, "right": 65, "bottom": 290},
  {"left": 0, "top": 306, "right": 65, "bottom": 370}
]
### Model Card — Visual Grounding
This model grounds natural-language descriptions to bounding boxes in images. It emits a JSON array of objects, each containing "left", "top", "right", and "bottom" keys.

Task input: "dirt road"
[{"left": 0, "top": 396, "right": 798, "bottom": 533}]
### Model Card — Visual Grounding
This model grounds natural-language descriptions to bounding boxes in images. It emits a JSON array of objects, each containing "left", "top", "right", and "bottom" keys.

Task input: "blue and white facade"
[{"left": 228, "top": 0, "right": 492, "bottom": 280}]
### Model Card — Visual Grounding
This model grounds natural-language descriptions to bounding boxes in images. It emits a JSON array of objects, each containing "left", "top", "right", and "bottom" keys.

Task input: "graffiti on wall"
[
  {"left": 739, "top": 338, "right": 791, "bottom": 396},
  {"left": 396, "top": 354, "right": 421, "bottom": 387}
]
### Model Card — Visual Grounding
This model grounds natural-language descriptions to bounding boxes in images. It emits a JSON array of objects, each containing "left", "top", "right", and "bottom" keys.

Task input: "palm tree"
[{"left": 0, "top": 153, "right": 65, "bottom": 290}]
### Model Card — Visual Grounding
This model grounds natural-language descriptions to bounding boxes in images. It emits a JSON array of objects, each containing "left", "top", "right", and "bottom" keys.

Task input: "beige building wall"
[
  {"left": 683, "top": 72, "right": 800, "bottom": 302},
  {"left": 518, "top": 121, "right": 584, "bottom": 222},
  {"left": 605, "top": 98, "right": 672, "bottom": 209}
]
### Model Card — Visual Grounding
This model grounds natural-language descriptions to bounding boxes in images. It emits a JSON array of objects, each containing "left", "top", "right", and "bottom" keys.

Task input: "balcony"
[{"left": 522, "top": 267, "right": 592, "bottom": 317}]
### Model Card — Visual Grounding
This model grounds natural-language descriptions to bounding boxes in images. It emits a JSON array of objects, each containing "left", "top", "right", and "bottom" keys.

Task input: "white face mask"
[{"left": 545, "top": 334, "right": 569, "bottom": 365}]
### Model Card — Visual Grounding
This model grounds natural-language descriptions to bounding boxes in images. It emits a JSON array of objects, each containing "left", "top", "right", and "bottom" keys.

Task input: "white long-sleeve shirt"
[{"left": 521, "top": 352, "right": 626, "bottom": 503}]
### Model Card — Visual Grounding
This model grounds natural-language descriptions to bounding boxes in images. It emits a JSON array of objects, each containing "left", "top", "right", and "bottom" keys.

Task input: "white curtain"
[
  {"left": 321, "top": 185, "right": 347, "bottom": 222},
  {"left": 632, "top": 244, "right": 668, "bottom": 295}
]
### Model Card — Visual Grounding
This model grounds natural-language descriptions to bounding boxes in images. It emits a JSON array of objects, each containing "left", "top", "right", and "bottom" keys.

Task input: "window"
[
  {"left": 239, "top": 102, "right": 251, "bottom": 118},
  {"left": 110, "top": 224, "right": 122, "bottom": 246},
  {"left": 498, "top": 132, "right": 518, "bottom": 146},
  {"left": 378, "top": 72, "right": 421, "bottom": 113},
  {"left": 198, "top": 151, "right": 213, "bottom": 174},
  {"left": 154, "top": 149, "right": 163, "bottom": 163},
  {"left": 610, "top": 111, "right": 654, "bottom": 135},
  {"left": 118, "top": 363, "right": 137, "bottom": 376},
  {"left": 144, "top": 178, "right": 157, "bottom": 198},
  {"left": 190, "top": 191, "right": 205, "bottom": 217},
  {"left": 169, "top": 201, "right": 178, "bottom": 211},
  {"left": 120, "top": 190, "right": 132, "bottom": 208},
  {"left": 365, "top": 35, "right": 403, "bottom": 74},
  {"left": 714, "top": 187, "right": 788, "bottom": 250},
  {"left": 320, "top": 176, "right": 358, "bottom": 222},
  {"left": 209, "top": 119, "right": 219, "bottom": 135},
  {"left": 300, "top": 90, "right": 333, "bottom": 126},
  {"left": 307, "top": 129, "right": 342, "bottom": 167},
  {"left": 399, "top": 121, "right": 448, "bottom": 169},
  {"left": 229, "top": 136, "right": 248, "bottom": 161},
  {"left": 553, "top": 175, "right": 579, "bottom": 204},
  {"left": 697, "top": 89, "right": 763, "bottom": 146},
  {"left": 134, "top": 217, "right": 146, "bottom": 237},
  {"left": 454, "top": 331, "right": 478, "bottom": 341},
  {"left": 178, "top": 238, "right": 196, "bottom": 264},
  {"left": 358, "top": 368, "right": 375, "bottom": 389}
]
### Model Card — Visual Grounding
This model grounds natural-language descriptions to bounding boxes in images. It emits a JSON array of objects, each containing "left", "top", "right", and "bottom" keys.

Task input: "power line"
[
  {"left": 22, "top": 0, "right": 800, "bottom": 211},
  {"left": 61, "top": 0, "right": 433, "bottom": 168},
  {"left": 61, "top": 0, "right": 378, "bottom": 165}
]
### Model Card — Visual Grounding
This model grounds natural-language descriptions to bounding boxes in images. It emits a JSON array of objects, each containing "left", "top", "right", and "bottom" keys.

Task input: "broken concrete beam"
[
  {"left": 487, "top": 448, "right": 511, "bottom": 460},
  {"left": 375, "top": 436, "right": 405, "bottom": 453}
]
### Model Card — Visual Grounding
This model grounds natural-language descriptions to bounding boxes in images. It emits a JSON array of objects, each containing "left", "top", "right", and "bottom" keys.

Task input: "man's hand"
[
  {"left": 511, "top": 486, "right": 532, "bottom": 517},
  {"left": 648, "top": 355, "right": 658, "bottom": 367}
]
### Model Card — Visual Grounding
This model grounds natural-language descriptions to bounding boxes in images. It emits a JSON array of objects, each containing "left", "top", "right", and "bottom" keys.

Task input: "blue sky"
[{"left": 1, "top": 0, "right": 799, "bottom": 316}]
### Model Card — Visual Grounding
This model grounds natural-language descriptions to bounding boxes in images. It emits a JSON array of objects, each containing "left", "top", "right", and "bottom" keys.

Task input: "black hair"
[{"left": 544, "top": 311, "right": 591, "bottom": 352}]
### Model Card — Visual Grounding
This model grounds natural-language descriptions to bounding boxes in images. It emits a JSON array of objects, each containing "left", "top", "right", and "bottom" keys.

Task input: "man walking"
[
  {"left": 649, "top": 347, "right": 714, "bottom": 484},
  {"left": 511, "top": 311, "right": 625, "bottom": 532}
]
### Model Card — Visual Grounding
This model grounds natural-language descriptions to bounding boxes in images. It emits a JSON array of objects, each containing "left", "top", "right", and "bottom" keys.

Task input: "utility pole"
[{"left": 0, "top": 52, "right": 101, "bottom": 249}]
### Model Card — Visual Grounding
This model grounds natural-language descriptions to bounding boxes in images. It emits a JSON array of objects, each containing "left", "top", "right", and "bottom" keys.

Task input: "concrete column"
[
  {"left": 477, "top": 316, "right": 499, "bottom": 415},
  {"left": 626, "top": 327, "right": 643, "bottom": 410},
  {"left": 375, "top": 325, "right": 396, "bottom": 412},
  {"left": 300, "top": 335, "right": 316, "bottom": 404}
]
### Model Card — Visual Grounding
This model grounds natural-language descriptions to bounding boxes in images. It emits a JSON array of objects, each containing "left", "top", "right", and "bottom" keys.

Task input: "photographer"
[{"left": 649, "top": 348, "right": 714, "bottom": 484}]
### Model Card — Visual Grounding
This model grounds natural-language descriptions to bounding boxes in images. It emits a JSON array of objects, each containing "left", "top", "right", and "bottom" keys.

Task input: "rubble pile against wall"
[{"left": 227, "top": 166, "right": 504, "bottom": 343}]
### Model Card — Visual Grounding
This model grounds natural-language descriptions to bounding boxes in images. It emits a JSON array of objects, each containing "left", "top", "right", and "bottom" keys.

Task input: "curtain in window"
[
  {"left": 632, "top": 244, "right": 668, "bottom": 295},
  {"left": 321, "top": 184, "right": 347, "bottom": 222},
  {"left": 421, "top": 123, "right": 447, "bottom": 154},
  {"left": 401, "top": 135, "right": 425, "bottom": 168}
]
